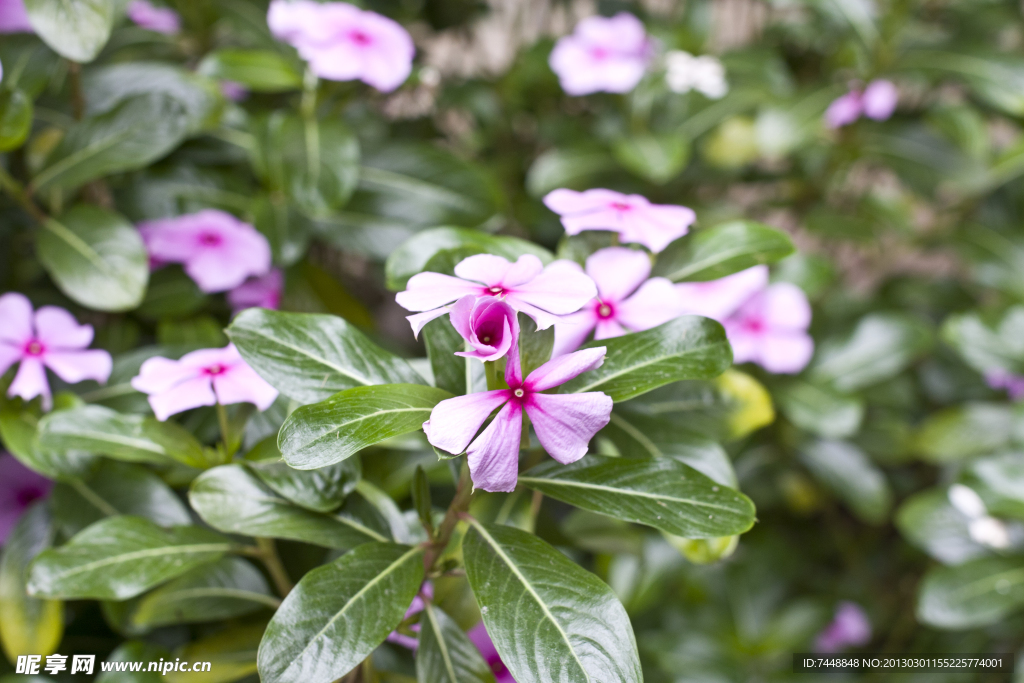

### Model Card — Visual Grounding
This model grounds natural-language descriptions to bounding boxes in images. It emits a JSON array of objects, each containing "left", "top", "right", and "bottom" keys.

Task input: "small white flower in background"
[
  {"left": 665, "top": 50, "right": 728, "bottom": 99},
  {"left": 948, "top": 484, "right": 1011, "bottom": 549}
]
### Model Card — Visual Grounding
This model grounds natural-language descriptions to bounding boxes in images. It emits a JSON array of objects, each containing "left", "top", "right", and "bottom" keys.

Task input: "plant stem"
[
  {"left": 0, "top": 166, "right": 47, "bottom": 223},
  {"left": 424, "top": 459, "right": 473, "bottom": 573},
  {"left": 215, "top": 401, "right": 232, "bottom": 461},
  {"left": 256, "top": 537, "right": 294, "bottom": 597}
]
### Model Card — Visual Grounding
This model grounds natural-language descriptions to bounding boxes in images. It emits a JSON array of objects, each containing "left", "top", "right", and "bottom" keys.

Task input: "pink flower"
[
  {"left": 549, "top": 13, "right": 652, "bottom": 96},
  {"left": 387, "top": 583, "right": 433, "bottom": 650},
  {"left": 138, "top": 210, "right": 272, "bottom": 294},
  {"left": 228, "top": 269, "right": 283, "bottom": 313},
  {"left": 825, "top": 79, "right": 898, "bottom": 128},
  {"left": 552, "top": 247, "right": 683, "bottom": 357},
  {"left": 0, "top": 453, "right": 52, "bottom": 545},
  {"left": 815, "top": 602, "right": 871, "bottom": 653},
  {"left": 467, "top": 622, "right": 516, "bottom": 683},
  {"left": 985, "top": 369, "right": 1024, "bottom": 401},
  {"left": 675, "top": 265, "right": 769, "bottom": 320},
  {"left": 126, "top": 0, "right": 180, "bottom": 34},
  {"left": 395, "top": 254, "right": 597, "bottom": 336},
  {"left": 722, "top": 283, "right": 814, "bottom": 374},
  {"left": 0, "top": 0, "right": 32, "bottom": 33},
  {"left": 220, "top": 80, "right": 249, "bottom": 102},
  {"left": 450, "top": 296, "right": 520, "bottom": 362},
  {"left": 130, "top": 344, "right": 279, "bottom": 421},
  {"left": 543, "top": 188, "right": 696, "bottom": 253},
  {"left": 0, "top": 293, "right": 112, "bottom": 410},
  {"left": 423, "top": 345, "right": 612, "bottom": 492},
  {"left": 268, "top": 0, "right": 414, "bottom": 92}
]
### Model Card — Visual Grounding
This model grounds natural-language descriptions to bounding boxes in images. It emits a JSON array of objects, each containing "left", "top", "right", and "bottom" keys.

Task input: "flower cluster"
[
  {"left": 825, "top": 80, "right": 899, "bottom": 129},
  {"left": 549, "top": 13, "right": 652, "bottom": 96}
]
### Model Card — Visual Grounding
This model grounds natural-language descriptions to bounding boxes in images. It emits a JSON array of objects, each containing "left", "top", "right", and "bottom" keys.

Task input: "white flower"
[
  {"left": 665, "top": 50, "right": 728, "bottom": 99},
  {"left": 948, "top": 484, "right": 1010, "bottom": 549}
]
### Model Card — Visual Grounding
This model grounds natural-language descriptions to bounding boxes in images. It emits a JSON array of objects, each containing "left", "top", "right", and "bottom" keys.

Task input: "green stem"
[
  {"left": 256, "top": 537, "right": 294, "bottom": 597},
  {"left": 424, "top": 459, "right": 473, "bottom": 573},
  {"left": 0, "top": 166, "right": 46, "bottom": 223},
  {"left": 216, "top": 402, "right": 231, "bottom": 452}
]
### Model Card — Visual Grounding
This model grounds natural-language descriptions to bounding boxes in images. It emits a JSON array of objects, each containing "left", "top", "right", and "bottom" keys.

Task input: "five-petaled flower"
[
  {"left": 138, "top": 209, "right": 272, "bottom": 294},
  {"left": 552, "top": 247, "right": 683, "bottom": 356},
  {"left": 395, "top": 253, "right": 597, "bottom": 335},
  {"left": 131, "top": 344, "right": 278, "bottom": 421},
  {"left": 543, "top": 188, "right": 696, "bottom": 253},
  {"left": 450, "top": 295, "right": 521, "bottom": 362},
  {"left": 228, "top": 269, "right": 284, "bottom": 313},
  {"left": 423, "top": 345, "right": 612, "bottom": 492},
  {"left": 825, "top": 79, "right": 898, "bottom": 129},
  {"left": 126, "top": 0, "right": 181, "bottom": 34},
  {"left": 0, "top": 293, "right": 112, "bottom": 410},
  {"left": 549, "top": 12, "right": 652, "bottom": 96},
  {"left": 268, "top": 0, "right": 415, "bottom": 92},
  {"left": 0, "top": 452, "right": 52, "bottom": 545},
  {"left": 815, "top": 602, "right": 871, "bottom": 653}
]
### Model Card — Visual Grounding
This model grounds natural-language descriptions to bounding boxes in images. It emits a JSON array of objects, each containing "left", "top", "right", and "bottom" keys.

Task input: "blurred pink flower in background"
[
  {"left": 825, "top": 79, "right": 898, "bottom": 128},
  {"left": 467, "top": 622, "right": 515, "bottom": 683},
  {"left": 268, "top": 0, "right": 414, "bottom": 92},
  {"left": 985, "top": 368, "right": 1024, "bottom": 400},
  {"left": 0, "top": 0, "right": 32, "bottom": 33},
  {"left": 676, "top": 266, "right": 769, "bottom": 320},
  {"left": 220, "top": 80, "right": 249, "bottom": 101},
  {"left": 131, "top": 344, "right": 278, "bottom": 420},
  {"left": 139, "top": 210, "right": 272, "bottom": 294},
  {"left": 126, "top": 0, "right": 181, "bottom": 34},
  {"left": 723, "top": 283, "right": 814, "bottom": 373},
  {"left": 386, "top": 583, "right": 433, "bottom": 650},
  {"left": 815, "top": 602, "right": 871, "bottom": 653},
  {"left": 228, "top": 269, "right": 283, "bottom": 312},
  {"left": 424, "top": 347, "right": 611, "bottom": 492},
  {"left": 396, "top": 253, "right": 596, "bottom": 334},
  {"left": 549, "top": 13, "right": 651, "bottom": 96},
  {"left": 0, "top": 293, "right": 112, "bottom": 410},
  {"left": 450, "top": 295, "right": 520, "bottom": 362},
  {"left": 0, "top": 453, "right": 51, "bottom": 545},
  {"left": 543, "top": 188, "right": 696, "bottom": 253},
  {"left": 553, "top": 247, "right": 683, "bottom": 356}
]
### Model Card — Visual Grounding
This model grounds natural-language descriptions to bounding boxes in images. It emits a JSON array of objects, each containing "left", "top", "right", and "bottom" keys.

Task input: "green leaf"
[
  {"left": 0, "top": 89, "right": 32, "bottom": 152},
  {"left": 0, "top": 403, "right": 96, "bottom": 480},
  {"left": 653, "top": 221, "right": 795, "bottom": 282},
  {"left": 917, "top": 556, "right": 1024, "bottom": 629},
  {"left": 279, "top": 384, "right": 451, "bottom": 469},
  {"left": 423, "top": 316, "right": 468, "bottom": 395},
  {"left": 810, "top": 313, "right": 933, "bottom": 392},
  {"left": 246, "top": 453, "right": 360, "bottom": 513},
  {"left": 968, "top": 453, "right": 1024, "bottom": 519},
  {"left": 462, "top": 520, "right": 642, "bottom": 683},
  {"left": 417, "top": 602, "right": 495, "bottom": 683},
  {"left": 799, "top": 440, "right": 892, "bottom": 524},
  {"left": 227, "top": 309, "right": 426, "bottom": 404},
  {"left": 95, "top": 640, "right": 171, "bottom": 683},
  {"left": 24, "top": 0, "right": 114, "bottom": 62},
  {"left": 168, "top": 622, "right": 265, "bottom": 683},
  {"left": 198, "top": 49, "right": 304, "bottom": 92},
  {"left": 189, "top": 464, "right": 388, "bottom": 548},
  {"left": 562, "top": 316, "right": 733, "bottom": 402},
  {"left": 525, "top": 146, "right": 617, "bottom": 197},
  {"left": 520, "top": 455, "right": 755, "bottom": 538},
  {"left": 915, "top": 403, "right": 1015, "bottom": 463},
  {"left": 775, "top": 380, "right": 864, "bottom": 439},
  {"left": 105, "top": 557, "right": 276, "bottom": 635},
  {"left": 36, "top": 205, "right": 148, "bottom": 312},
  {"left": 385, "top": 226, "right": 554, "bottom": 291},
  {"left": 0, "top": 504, "right": 63, "bottom": 662},
  {"left": 518, "top": 312, "right": 555, "bottom": 379},
  {"left": 895, "top": 489, "right": 990, "bottom": 565},
  {"left": 27, "top": 516, "right": 232, "bottom": 600},
  {"left": 942, "top": 307, "right": 1024, "bottom": 374},
  {"left": 612, "top": 133, "right": 690, "bottom": 185},
  {"left": 257, "top": 542, "right": 425, "bottom": 683},
  {"left": 39, "top": 405, "right": 208, "bottom": 468}
]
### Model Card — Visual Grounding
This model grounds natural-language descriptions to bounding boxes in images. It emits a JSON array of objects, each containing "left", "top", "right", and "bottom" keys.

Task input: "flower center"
[
  {"left": 514, "top": 388, "right": 525, "bottom": 398},
  {"left": 16, "top": 486, "right": 45, "bottom": 507},
  {"left": 488, "top": 286, "right": 504, "bottom": 295},
  {"left": 204, "top": 363, "right": 227, "bottom": 376},
  {"left": 597, "top": 302, "right": 614, "bottom": 319},
  {"left": 590, "top": 46, "right": 610, "bottom": 61},
  {"left": 481, "top": 336, "right": 491, "bottom": 343},
  {"left": 24, "top": 340, "right": 44, "bottom": 356},
  {"left": 198, "top": 231, "right": 222, "bottom": 247},
  {"left": 742, "top": 317, "right": 765, "bottom": 333},
  {"left": 349, "top": 29, "right": 373, "bottom": 46},
  {"left": 610, "top": 201, "right": 632, "bottom": 211}
]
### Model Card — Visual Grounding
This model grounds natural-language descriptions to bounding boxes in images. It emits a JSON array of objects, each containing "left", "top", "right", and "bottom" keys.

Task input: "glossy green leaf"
[
  {"left": 257, "top": 542, "right": 425, "bottom": 683},
  {"left": 942, "top": 307, "right": 1024, "bottom": 374},
  {"left": 417, "top": 602, "right": 495, "bottom": 683},
  {"left": 246, "top": 454, "right": 360, "bottom": 513},
  {"left": 917, "top": 556, "right": 1024, "bottom": 629},
  {"left": 520, "top": 455, "right": 755, "bottom": 538},
  {"left": 279, "top": 384, "right": 451, "bottom": 469},
  {"left": 36, "top": 205, "right": 149, "bottom": 312},
  {"left": 653, "top": 221, "right": 795, "bottom": 282},
  {"left": 198, "top": 49, "right": 303, "bottom": 92},
  {"left": 562, "top": 316, "right": 733, "bottom": 402},
  {"left": 0, "top": 89, "right": 32, "bottom": 152},
  {"left": 518, "top": 312, "right": 555, "bottom": 379},
  {"left": 95, "top": 640, "right": 171, "bottom": 683},
  {"left": 0, "top": 403, "right": 96, "bottom": 480},
  {"left": 968, "top": 453, "right": 1024, "bottom": 519},
  {"left": 525, "top": 146, "right": 617, "bottom": 197},
  {"left": 776, "top": 380, "right": 864, "bottom": 439},
  {"left": 799, "top": 440, "right": 892, "bottom": 524},
  {"left": 227, "top": 308, "right": 426, "bottom": 404},
  {"left": 189, "top": 464, "right": 388, "bottom": 548},
  {"left": 423, "top": 315, "right": 468, "bottom": 395},
  {"left": 24, "top": 0, "right": 114, "bottom": 62},
  {"left": 385, "top": 226, "right": 554, "bottom": 291},
  {"left": 915, "top": 403, "right": 1015, "bottom": 463},
  {"left": 168, "top": 622, "right": 265, "bottom": 683},
  {"left": 612, "top": 133, "right": 690, "bottom": 185},
  {"left": 895, "top": 489, "right": 990, "bottom": 565},
  {"left": 0, "top": 504, "right": 63, "bottom": 662},
  {"left": 27, "top": 516, "right": 232, "bottom": 600},
  {"left": 462, "top": 520, "right": 642, "bottom": 683}
]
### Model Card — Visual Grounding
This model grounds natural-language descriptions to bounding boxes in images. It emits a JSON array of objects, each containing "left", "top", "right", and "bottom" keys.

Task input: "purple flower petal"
[
  {"left": 33, "top": 306, "right": 94, "bottom": 349},
  {"left": 549, "top": 13, "right": 650, "bottom": 96},
  {"left": 466, "top": 400, "right": 523, "bottom": 492},
  {"left": 676, "top": 265, "right": 769, "bottom": 321},
  {"left": 551, "top": 309, "right": 598, "bottom": 358},
  {"left": 615, "top": 277, "right": 682, "bottom": 331},
  {"left": 42, "top": 350, "right": 113, "bottom": 385},
  {"left": 126, "top": 0, "right": 181, "bottom": 34},
  {"left": 525, "top": 346, "right": 606, "bottom": 392},
  {"left": 585, "top": 247, "right": 650, "bottom": 304},
  {"left": 862, "top": 79, "right": 898, "bottom": 120},
  {"left": 0, "top": 292, "right": 33, "bottom": 346},
  {"left": 825, "top": 90, "right": 862, "bottom": 128},
  {"left": 8, "top": 357, "right": 50, "bottom": 409},
  {"left": 423, "top": 390, "right": 511, "bottom": 456},
  {"left": 0, "top": 0, "right": 33, "bottom": 33},
  {"left": 147, "top": 376, "right": 217, "bottom": 421},
  {"left": 525, "top": 392, "right": 612, "bottom": 464},
  {"left": 0, "top": 453, "right": 52, "bottom": 545}
]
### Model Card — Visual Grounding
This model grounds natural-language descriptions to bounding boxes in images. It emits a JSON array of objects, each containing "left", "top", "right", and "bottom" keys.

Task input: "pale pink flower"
[
  {"left": 0, "top": 452, "right": 52, "bottom": 545},
  {"left": 815, "top": 602, "right": 871, "bottom": 653},
  {"left": 386, "top": 583, "right": 433, "bottom": 650},
  {"left": 985, "top": 369, "right": 1024, "bottom": 401},
  {"left": 220, "top": 80, "right": 249, "bottom": 102},
  {"left": 228, "top": 269, "right": 283, "bottom": 313},
  {"left": 268, "top": 0, "right": 414, "bottom": 92},
  {"left": 552, "top": 247, "right": 683, "bottom": 356},
  {"left": 0, "top": 0, "right": 32, "bottom": 33},
  {"left": 467, "top": 622, "right": 516, "bottom": 683},
  {"left": 0, "top": 293, "right": 112, "bottom": 410},
  {"left": 675, "top": 265, "right": 769, "bottom": 320},
  {"left": 395, "top": 254, "right": 597, "bottom": 335},
  {"left": 126, "top": 0, "right": 180, "bottom": 34},
  {"left": 824, "top": 91, "right": 862, "bottom": 129},
  {"left": 131, "top": 344, "right": 278, "bottom": 421},
  {"left": 138, "top": 210, "right": 272, "bottom": 294},
  {"left": 450, "top": 296, "right": 520, "bottom": 362},
  {"left": 543, "top": 188, "right": 696, "bottom": 253},
  {"left": 423, "top": 345, "right": 612, "bottom": 492},
  {"left": 722, "top": 283, "right": 814, "bottom": 374},
  {"left": 825, "top": 79, "right": 898, "bottom": 128},
  {"left": 549, "top": 13, "right": 652, "bottom": 96}
]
